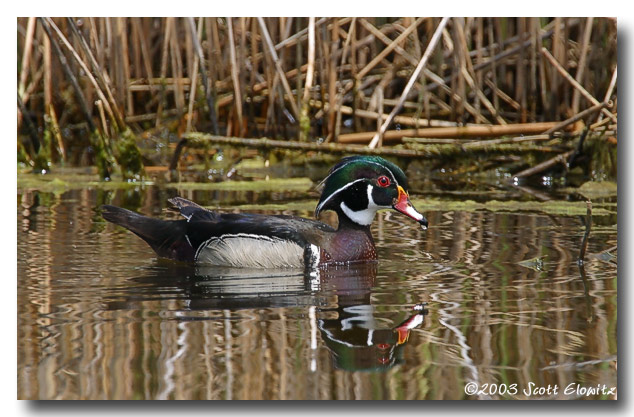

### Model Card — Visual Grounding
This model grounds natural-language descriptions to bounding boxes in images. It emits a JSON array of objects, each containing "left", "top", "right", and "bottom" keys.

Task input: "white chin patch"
[
  {"left": 340, "top": 201, "right": 377, "bottom": 226},
  {"left": 339, "top": 184, "right": 388, "bottom": 226}
]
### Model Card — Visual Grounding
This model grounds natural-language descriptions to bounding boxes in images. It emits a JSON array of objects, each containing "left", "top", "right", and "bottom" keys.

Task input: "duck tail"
[{"left": 101, "top": 205, "right": 195, "bottom": 262}]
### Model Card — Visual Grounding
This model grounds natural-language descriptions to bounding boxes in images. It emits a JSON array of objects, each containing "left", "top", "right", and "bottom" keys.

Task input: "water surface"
[{"left": 17, "top": 172, "right": 617, "bottom": 400}]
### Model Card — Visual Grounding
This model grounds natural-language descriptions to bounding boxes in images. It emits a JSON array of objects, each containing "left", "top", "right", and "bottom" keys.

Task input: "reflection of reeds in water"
[
  {"left": 17, "top": 188, "right": 617, "bottom": 399},
  {"left": 17, "top": 18, "right": 617, "bottom": 171}
]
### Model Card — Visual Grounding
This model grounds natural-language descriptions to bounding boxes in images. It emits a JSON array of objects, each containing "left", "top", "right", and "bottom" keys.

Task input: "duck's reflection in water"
[{"left": 115, "top": 262, "right": 427, "bottom": 372}]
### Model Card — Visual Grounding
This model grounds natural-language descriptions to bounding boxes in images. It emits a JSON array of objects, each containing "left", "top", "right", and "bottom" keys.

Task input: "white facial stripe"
[
  {"left": 316, "top": 178, "right": 366, "bottom": 214},
  {"left": 367, "top": 184, "right": 391, "bottom": 209}
]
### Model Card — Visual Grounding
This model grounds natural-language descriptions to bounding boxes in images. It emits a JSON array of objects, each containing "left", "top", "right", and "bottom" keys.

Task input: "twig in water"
[
  {"left": 512, "top": 150, "right": 574, "bottom": 180},
  {"left": 578, "top": 200, "right": 592, "bottom": 264}
]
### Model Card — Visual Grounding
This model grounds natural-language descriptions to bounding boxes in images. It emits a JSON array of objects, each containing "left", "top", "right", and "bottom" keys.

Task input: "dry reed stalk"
[
  {"left": 257, "top": 17, "right": 300, "bottom": 120},
  {"left": 423, "top": 91, "right": 453, "bottom": 117},
  {"left": 571, "top": 18, "right": 594, "bottom": 114},
  {"left": 39, "top": 18, "right": 96, "bottom": 132},
  {"left": 486, "top": 18, "right": 500, "bottom": 112},
  {"left": 273, "top": 17, "right": 327, "bottom": 52},
  {"left": 130, "top": 18, "right": 142, "bottom": 79},
  {"left": 403, "top": 137, "right": 476, "bottom": 144},
  {"left": 537, "top": 25, "right": 548, "bottom": 116},
  {"left": 96, "top": 99, "right": 109, "bottom": 137},
  {"left": 333, "top": 18, "right": 357, "bottom": 141},
  {"left": 528, "top": 18, "right": 538, "bottom": 121},
  {"left": 450, "top": 19, "right": 466, "bottom": 122},
  {"left": 169, "top": 19, "right": 186, "bottom": 115},
  {"left": 596, "top": 65, "right": 618, "bottom": 124},
  {"left": 358, "top": 19, "right": 418, "bottom": 67},
  {"left": 368, "top": 63, "right": 395, "bottom": 113},
  {"left": 128, "top": 81, "right": 192, "bottom": 92},
  {"left": 473, "top": 17, "right": 483, "bottom": 115},
  {"left": 461, "top": 67, "right": 505, "bottom": 124},
  {"left": 186, "top": 18, "right": 204, "bottom": 133},
  {"left": 540, "top": 47, "right": 617, "bottom": 123},
  {"left": 187, "top": 17, "right": 219, "bottom": 135},
  {"left": 260, "top": 17, "right": 294, "bottom": 136},
  {"left": 461, "top": 134, "right": 555, "bottom": 148},
  {"left": 209, "top": 18, "right": 224, "bottom": 81},
  {"left": 369, "top": 18, "right": 451, "bottom": 147},
  {"left": 239, "top": 18, "right": 249, "bottom": 133},
  {"left": 542, "top": 101, "right": 610, "bottom": 136},
  {"left": 61, "top": 18, "right": 123, "bottom": 130},
  {"left": 155, "top": 17, "right": 172, "bottom": 127},
  {"left": 132, "top": 18, "right": 154, "bottom": 82},
  {"left": 512, "top": 150, "right": 575, "bottom": 179},
  {"left": 552, "top": 17, "right": 564, "bottom": 119},
  {"left": 18, "top": 17, "right": 37, "bottom": 97},
  {"left": 227, "top": 17, "right": 244, "bottom": 134},
  {"left": 294, "top": 18, "right": 303, "bottom": 116},
  {"left": 589, "top": 115, "right": 613, "bottom": 131},
  {"left": 516, "top": 17, "right": 527, "bottom": 122},
  {"left": 369, "top": 17, "right": 449, "bottom": 148},
  {"left": 299, "top": 17, "right": 316, "bottom": 142},
  {"left": 47, "top": 104, "right": 66, "bottom": 162},
  {"left": 454, "top": 19, "right": 506, "bottom": 125},
  {"left": 43, "top": 33, "right": 52, "bottom": 112},
  {"left": 250, "top": 17, "right": 259, "bottom": 91},
  {"left": 325, "top": 18, "right": 340, "bottom": 142},
  {"left": 180, "top": 133, "right": 441, "bottom": 159},
  {"left": 603, "top": 65, "right": 618, "bottom": 103},
  {"left": 19, "top": 67, "right": 44, "bottom": 113},
  {"left": 376, "top": 85, "right": 384, "bottom": 147},
  {"left": 350, "top": 21, "right": 361, "bottom": 132},
  {"left": 116, "top": 18, "right": 134, "bottom": 117},
  {"left": 484, "top": 79, "right": 520, "bottom": 111},
  {"left": 184, "top": 19, "right": 193, "bottom": 82},
  {"left": 426, "top": 19, "right": 573, "bottom": 95},
  {"left": 341, "top": 122, "right": 561, "bottom": 144},
  {"left": 356, "top": 17, "right": 426, "bottom": 80},
  {"left": 17, "top": 93, "right": 40, "bottom": 156}
]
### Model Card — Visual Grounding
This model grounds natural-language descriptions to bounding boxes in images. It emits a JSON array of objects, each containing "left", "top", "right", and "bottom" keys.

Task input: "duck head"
[{"left": 315, "top": 156, "right": 428, "bottom": 229}]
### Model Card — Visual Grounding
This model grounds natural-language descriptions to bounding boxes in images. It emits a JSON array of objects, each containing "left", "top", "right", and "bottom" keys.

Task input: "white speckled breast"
[{"left": 195, "top": 234, "right": 307, "bottom": 268}]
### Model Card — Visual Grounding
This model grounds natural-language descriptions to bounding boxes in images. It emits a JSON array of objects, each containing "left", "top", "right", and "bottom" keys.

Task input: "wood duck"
[{"left": 101, "top": 155, "right": 428, "bottom": 268}]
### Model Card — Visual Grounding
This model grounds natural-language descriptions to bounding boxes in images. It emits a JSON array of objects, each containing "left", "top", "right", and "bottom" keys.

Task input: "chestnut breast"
[{"left": 319, "top": 229, "right": 377, "bottom": 264}]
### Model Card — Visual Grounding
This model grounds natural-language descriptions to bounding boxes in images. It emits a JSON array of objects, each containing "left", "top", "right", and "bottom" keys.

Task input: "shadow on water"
[{"left": 107, "top": 262, "right": 428, "bottom": 373}]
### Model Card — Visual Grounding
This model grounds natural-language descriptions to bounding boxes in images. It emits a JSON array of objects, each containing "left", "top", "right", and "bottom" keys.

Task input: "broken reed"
[{"left": 17, "top": 17, "right": 618, "bottom": 176}]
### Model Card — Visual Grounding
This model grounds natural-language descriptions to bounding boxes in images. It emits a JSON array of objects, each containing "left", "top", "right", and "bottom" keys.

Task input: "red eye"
[{"left": 377, "top": 176, "right": 391, "bottom": 187}]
